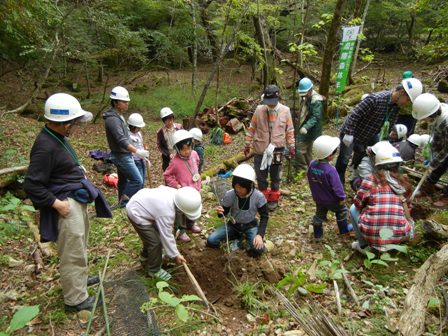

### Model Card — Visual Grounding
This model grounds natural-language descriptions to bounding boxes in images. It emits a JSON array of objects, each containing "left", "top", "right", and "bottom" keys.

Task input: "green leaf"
[
  {"left": 175, "top": 304, "right": 189, "bottom": 322},
  {"left": 9, "top": 305, "right": 40, "bottom": 332},
  {"left": 276, "top": 274, "right": 293, "bottom": 289},
  {"left": 428, "top": 296, "right": 441, "bottom": 309},
  {"left": 156, "top": 281, "right": 169, "bottom": 291},
  {"left": 363, "top": 259, "right": 372, "bottom": 269},
  {"left": 383, "top": 244, "right": 408, "bottom": 254},
  {"left": 365, "top": 251, "right": 376, "bottom": 261},
  {"left": 158, "top": 291, "right": 180, "bottom": 307},
  {"left": 180, "top": 294, "right": 201, "bottom": 302},
  {"left": 0, "top": 332, "right": 7, "bottom": 336},
  {"left": 362, "top": 300, "right": 370, "bottom": 310},
  {"left": 318, "top": 260, "right": 331, "bottom": 267},
  {"left": 371, "top": 260, "right": 389, "bottom": 267},
  {"left": 304, "top": 283, "right": 326, "bottom": 294},
  {"left": 380, "top": 253, "right": 398, "bottom": 262},
  {"left": 21, "top": 205, "right": 36, "bottom": 212},
  {"left": 379, "top": 228, "right": 394, "bottom": 240}
]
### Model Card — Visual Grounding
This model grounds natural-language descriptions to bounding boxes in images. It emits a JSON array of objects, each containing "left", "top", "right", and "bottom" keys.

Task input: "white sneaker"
[{"left": 351, "top": 241, "right": 368, "bottom": 255}]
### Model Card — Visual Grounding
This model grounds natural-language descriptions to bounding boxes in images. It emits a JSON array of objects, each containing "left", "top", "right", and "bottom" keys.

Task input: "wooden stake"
[
  {"left": 333, "top": 279, "right": 342, "bottom": 315},
  {"left": 341, "top": 265, "right": 360, "bottom": 307}
]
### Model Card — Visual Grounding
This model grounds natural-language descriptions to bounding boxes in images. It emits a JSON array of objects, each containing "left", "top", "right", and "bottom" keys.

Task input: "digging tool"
[
  {"left": 145, "top": 158, "right": 153, "bottom": 188},
  {"left": 410, "top": 167, "right": 430, "bottom": 202},
  {"left": 182, "top": 262, "right": 210, "bottom": 308}
]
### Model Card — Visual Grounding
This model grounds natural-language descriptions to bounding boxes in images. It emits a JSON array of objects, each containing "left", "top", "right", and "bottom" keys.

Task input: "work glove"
[
  {"left": 342, "top": 134, "right": 354, "bottom": 147},
  {"left": 135, "top": 149, "right": 149, "bottom": 159},
  {"left": 244, "top": 145, "right": 251, "bottom": 157},
  {"left": 260, "top": 143, "right": 275, "bottom": 170},
  {"left": 299, "top": 127, "right": 308, "bottom": 135},
  {"left": 289, "top": 147, "right": 295, "bottom": 160}
]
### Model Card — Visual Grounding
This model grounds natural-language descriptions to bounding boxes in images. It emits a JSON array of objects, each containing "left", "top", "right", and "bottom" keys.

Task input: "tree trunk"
[
  {"left": 319, "top": 0, "right": 348, "bottom": 120},
  {"left": 253, "top": 15, "right": 269, "bottom": 86},
  {"left": 397, "top": 243, "right": 448, "bottom": 335},
  {"left": 199, "top": 0, "right": 219, "bottom": 61},
  {"left": 191, "top": 0, "right": 198, "bottom": 100},
  {"left": 349, "top": 0, "right": 370, "bottom": 81}
]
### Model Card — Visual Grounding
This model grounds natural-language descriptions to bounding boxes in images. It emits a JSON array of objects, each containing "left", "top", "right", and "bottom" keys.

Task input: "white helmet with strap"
[
  {"left": 402, "top": 78, "right": 422, "bottom": 103},
  {"left": 233, "top": 164, "right": 256, "bottom": 182},
  {"left": 189, "top": 128, "right": 203, "bottom": 142},
  {"left": 127, "top": 113, "right": 145, "bottom": 128},
  {"left": 420, "top": 134, "right": 431, "bottom": 146},
  {"left": 375, "top": 145, "right": 403, "bottom": 166},
  {"left": 407, "top": 134, "right": 421, "bottom": 147},
  {"left": 110, "top": 86, "right": 130, "bottom": 101},
  {"left": 393, "top": 124, "right": 408, "bottom": 140},
  {"left": 172, "top": 129, "right": 193, "bottom": 149},
  {"left": 412, "top": 93, "right": 441, "bottom": 120},
  {"left": 160, "top": 107, "right": 174, "bottom": 119},
  {"left": 44, "top": 93, "right": 92, "bottom": 123},
  {"left": 174, "top": 187, "right": 202, "bottom": 220},
  {"left": 312, "top": 135, "right": 340, "bottom": 160}
]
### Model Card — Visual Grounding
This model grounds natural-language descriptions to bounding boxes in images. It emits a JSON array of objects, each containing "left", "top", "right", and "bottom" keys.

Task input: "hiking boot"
[
  {"left": 65, "top": 296, "right": 102, "bottom": 312},
  {"left": 87, "top": 275, "right": 100, "bottom": 287},
  {"left": 190, "top": 223, "right": 202, "bottom": 233},
  {"left": 177, "top": 232, "right": 191, "bottom": 242},
  {"left": 313, "top": 225, "right": 323, "bottom": 239},
  {"left": 337, "top": 219, "right": 353, "bottom": 235},
  {"left": 351, "top": 241, "right": 369, "bottom": 255},
  {"left": 148, "top": 268, "right": 171, "bottom": 281}
]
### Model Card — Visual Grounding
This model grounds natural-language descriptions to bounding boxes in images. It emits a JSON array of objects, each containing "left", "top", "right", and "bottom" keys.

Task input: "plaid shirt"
[
  {"left": 354, "top": 175, "right": 411, "bottom": 251},
  {"left": 341, "top": 91, "right": 400, "bottom": 145},
  {"left": 430, "top": 104, "right": 448, "bottom": 170}
]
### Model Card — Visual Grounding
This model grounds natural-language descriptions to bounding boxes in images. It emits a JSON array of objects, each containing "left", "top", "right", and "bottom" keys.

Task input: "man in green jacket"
[{"left": 295, "top": 77, "right": 323, "bottom": 171}]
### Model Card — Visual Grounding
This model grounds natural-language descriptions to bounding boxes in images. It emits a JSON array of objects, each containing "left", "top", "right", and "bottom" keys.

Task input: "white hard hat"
[
  {"left": 371, "top": 141, "right": 395, "bottom": 155},
  {"left": 172, "top": 129, "right": 193, "bottom": 148},
  {"left": 375, "top": 145, "right": 403, "bottom": 166},
  {"left": 412, "top": 93, "right": 441, "bottom": 120},
  {"left": 44, "top": 93, "right": 93, "bottom": 123},
  {"left": 407, "top": 134, "right": 421, "bottom": 147},
  {"left": 127, "top": 113, "right": 145, "bottom": 128},
  {"left": 233, "top": 164, "right": 256, "bottom": 182},
  {"left": 174, "top": 186, "right": 202, "bottom": 220},
  {"left": 402, "top": 78, "right": 422, "bottom": 103},
  {"left": 420, "top": 134, "right": 431, "bottom": 146},
  {"left": 160, "top": 107, "right": 174, "bottom": 119},
  {"left": 189, "top": 128, "right": 203, "bottom": 142},
  {"left": 393, "top": 124, "right": 408, "bottom": 140},
  {"left": 110, "top": 86, "right": 130, "bottom": 101},
  {"left": 312, "top": 135, "right": 340, "bottom": 160}
]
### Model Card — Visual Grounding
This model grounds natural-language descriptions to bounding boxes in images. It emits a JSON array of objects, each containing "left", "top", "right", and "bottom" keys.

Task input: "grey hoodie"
[{"left": 103, "top": 107, "right": 131, "bottom": 153}]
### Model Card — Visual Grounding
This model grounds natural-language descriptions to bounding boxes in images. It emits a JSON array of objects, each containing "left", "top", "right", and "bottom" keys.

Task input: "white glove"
[
  {"left": 135, "top": 149, "right": 149, "bottom": 159},
  {"left": 342, "top": 134, "right": 354, "bottom": 147},
  {"left": 260, "top": 144, "right": 275, "bottom": 170},
  {"left": 266, "top": 143, "right": 275, "bottom": 156},
  {"left": 299, "top": 127, "right": 308, "bottom": 135}
]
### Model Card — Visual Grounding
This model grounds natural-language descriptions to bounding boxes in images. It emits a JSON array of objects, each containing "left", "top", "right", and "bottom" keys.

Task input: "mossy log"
[
  {"left": 0, "top": 165, "right": 27, "bottom": 188},
  {"left": 201, "top": 151, "right": 252, "bottom": 179},
  {"left": 423, "top": 220, "right": 448, "bottom": 240},
  {"left": 397, "top": 243, "right": 448, "bottom": 335}
]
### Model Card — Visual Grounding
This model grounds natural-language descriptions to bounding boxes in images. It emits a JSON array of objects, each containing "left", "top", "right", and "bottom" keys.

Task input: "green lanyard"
[
  {"left": 379, "top": 96, "right": 393, "bottom": 141},
  {"left": 44, "top": 126, "right": 81, "bottom": 167}
]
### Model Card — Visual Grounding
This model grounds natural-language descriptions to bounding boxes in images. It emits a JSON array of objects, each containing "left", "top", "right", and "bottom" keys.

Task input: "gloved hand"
[
  {"left": 289, "top": 147, "right": 295, "bottom": 160},
  {"left": 299, "top": 127, "right": 308, "bottom": 135},
  {"left": 266, "top": 143, "right": 275, "bottom": 156},
  {"left": 244, "top": 145, "right": 251, "bottom": 157},
  {"left": 136, "top": 149, "right": 149, "bottom": 159},
  {"left": 260, "top": 144, "right": 275, "bottom": 170},
  {"left": 342, "top": 134, "right": 354, "bottom": 147}
]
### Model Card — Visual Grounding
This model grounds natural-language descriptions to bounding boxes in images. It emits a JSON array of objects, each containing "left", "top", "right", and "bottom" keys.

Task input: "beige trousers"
[
  {"left": 57, "top": 198, "right": 89, "bottom": 306},
  {"left": 296, "top": 140, "right": 313, "bottom": 169}
]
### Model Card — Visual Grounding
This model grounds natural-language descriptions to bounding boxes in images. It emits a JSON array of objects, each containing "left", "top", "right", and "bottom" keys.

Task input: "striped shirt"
[
  {"left": 341, "top": 91, "right": 400, "bottom": 145},
  {"left": 354, "top": 175, "right": 411, "bottom": 251}
]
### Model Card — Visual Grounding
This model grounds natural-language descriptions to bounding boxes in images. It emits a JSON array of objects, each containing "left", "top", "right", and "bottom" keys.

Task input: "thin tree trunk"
[
  {"left": 253, "top": 15, "right": 268, "bottom": 86},
  {"left": 351, "top": 0, "right": 370, "bottom": 76},
  {"left": 191, "top": 0, "right": 198, "bottom": 100},
  {"left": 319, "top": 0, "right": 348, "bottom": 119},
  {"left": 199, "top": 0, "right": 219, "bottom": 61},
  {"left": 84, "top": 60, "right": 91, "bottom": 99}
]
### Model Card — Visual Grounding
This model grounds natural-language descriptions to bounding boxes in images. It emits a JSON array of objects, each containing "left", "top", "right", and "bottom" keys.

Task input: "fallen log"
[
  {"left": 397, "top": 243, "right": 448, "bottom": 335},
  {"left": 200, "top": 151, "right": 253, "bottom": 179},
  {"left": 402, "top": 166, "right": 447, "bottom": 189},
  {"left": 423, "top": 220, "right": 448, "bottom": 240}
]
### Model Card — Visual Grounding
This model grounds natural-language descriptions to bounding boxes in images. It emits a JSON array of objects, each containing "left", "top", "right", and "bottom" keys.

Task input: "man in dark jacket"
[
  {"left": 24, "top": 93, "right": 111, "bottom": 312},
  {"left": 103, "top": 86, "right": 149, "bottom": 207}
]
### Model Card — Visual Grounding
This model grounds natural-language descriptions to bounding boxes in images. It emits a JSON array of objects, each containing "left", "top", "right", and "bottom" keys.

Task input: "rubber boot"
[
  {"left": 337, "top": 219, "right": 353, "bottom": 235},
  {"left": 268, "top": 190, "right": 281, "bottom": 211},
  {"left": 313, "top": 225, "right": 323, "bottom": 239},
  {"left": 260, "top": 189, "right": 271, "bottom": 202}
]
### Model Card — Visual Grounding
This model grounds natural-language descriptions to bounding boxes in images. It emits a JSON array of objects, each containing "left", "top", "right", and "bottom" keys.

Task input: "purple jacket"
[{"left": 307, "top": 160, "right": 345, "bottom": 204}]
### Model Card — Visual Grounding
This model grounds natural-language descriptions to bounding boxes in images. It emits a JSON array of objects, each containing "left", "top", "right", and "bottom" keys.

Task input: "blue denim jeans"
[
  {"left": 207, "top": 222, "right": 264, "bottom": 257},
  {"left": 110, "top": 153, "right": 143, "bottom": 205},
  {"left": 134, "top": 159, "right": 146, "bottom": 183},
  {"left": 349, "top": 204, "right": 369, "bottom": 247}
]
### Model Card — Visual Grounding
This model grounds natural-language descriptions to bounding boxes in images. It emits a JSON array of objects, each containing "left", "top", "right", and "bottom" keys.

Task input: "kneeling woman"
[
  {"left": 207, "top": 164, "right": 268, "bottom": 257},
  {"left": 350, "top": 144, "right": 413, "bottom": 254}
]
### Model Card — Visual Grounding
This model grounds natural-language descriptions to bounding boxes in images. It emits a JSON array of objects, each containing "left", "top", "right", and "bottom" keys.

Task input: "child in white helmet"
[
  {"left": 189, "top": 128, "right": 205, "bottom": 173},
  {"left": 389, "top": 124, "right": 408, "bottom": 147},
  {"left": 207, "top": 164, "right": 268, "bottom": 257},
  {"left": 127, "top": 113, "right": 147, "bottom": 185},
  {"left": 157, "top": 107, "right": 183, "bottom": 171},
  {"left": 163, "top": 130, "right": 202, "bottom": 242},
  {"left": 307, "top": 135, "right": 352, "bottom": 239}
]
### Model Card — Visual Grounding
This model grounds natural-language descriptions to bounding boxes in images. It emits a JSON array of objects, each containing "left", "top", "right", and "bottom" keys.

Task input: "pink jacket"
[{"left": 163, "top": 151, "right": 201, "bottom": 191}]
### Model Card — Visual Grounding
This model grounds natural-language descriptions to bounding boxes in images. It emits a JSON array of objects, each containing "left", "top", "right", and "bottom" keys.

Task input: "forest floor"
[{"left": 1, "top": 59, "right": 448, "bottom": 335}]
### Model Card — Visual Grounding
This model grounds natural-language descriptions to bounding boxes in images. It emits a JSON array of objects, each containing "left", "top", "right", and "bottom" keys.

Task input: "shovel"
[
  {"left": 410, "top": 167, "right": 430, "bottom": 202},
  {"left": 182, "top": 262, "right": 210, "bottom": 308}
]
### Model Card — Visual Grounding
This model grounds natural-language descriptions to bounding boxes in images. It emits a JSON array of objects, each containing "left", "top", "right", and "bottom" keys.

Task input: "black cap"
[{"left": 262, "top": 85, "right": 280, "bottom": 105}]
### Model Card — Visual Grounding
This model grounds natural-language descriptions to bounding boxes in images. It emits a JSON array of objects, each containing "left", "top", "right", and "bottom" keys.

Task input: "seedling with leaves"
[
  {"left": 277, "top": 269, "right": 326, "bottom": 297},
  {"left": 0, "top": 305, "right": 39, "bottom": 336},
  {"left": 363, "top": 228, "right": 408, "bottom": 269},
  {"left": 316, "top": 245, "right": 349, "bottom": 281}
]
